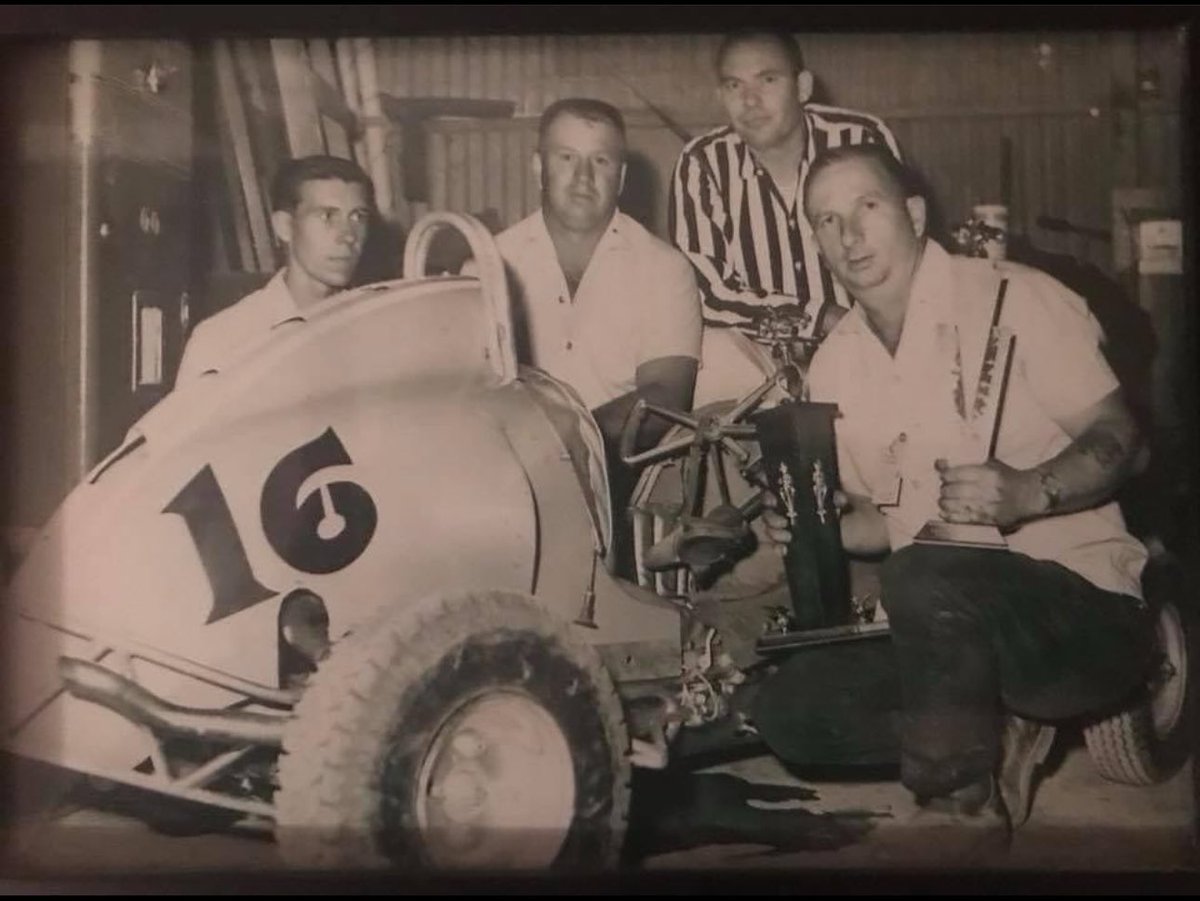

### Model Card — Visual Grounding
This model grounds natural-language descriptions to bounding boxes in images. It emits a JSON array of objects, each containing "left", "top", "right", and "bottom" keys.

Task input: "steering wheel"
[
  {"left": 618, "top": 364, "right": 793, "bottom": 583},
  {"left": 618, "top": 309, "right": 843, "bottom": 588}
]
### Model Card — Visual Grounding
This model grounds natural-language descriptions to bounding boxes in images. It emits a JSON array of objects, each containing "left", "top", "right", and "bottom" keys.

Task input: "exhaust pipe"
[{"left": 60, "top": 657, "right": 289, "bottom": 748}]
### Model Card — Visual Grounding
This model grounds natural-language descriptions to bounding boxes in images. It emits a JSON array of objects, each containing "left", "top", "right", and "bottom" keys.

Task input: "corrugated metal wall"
[{"left": 377, "top": 30, "right": 1183, "bottom": 272}]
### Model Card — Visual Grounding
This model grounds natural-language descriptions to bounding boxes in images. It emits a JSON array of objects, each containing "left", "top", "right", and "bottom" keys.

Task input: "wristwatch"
[{"left": 1035, "top": 467, "right": 1064, "bottom": 514}]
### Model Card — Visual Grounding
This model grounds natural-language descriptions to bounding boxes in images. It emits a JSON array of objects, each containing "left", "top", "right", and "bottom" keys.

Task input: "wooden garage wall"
[{"left": 376, "top": 29, "right": 1184, "bottom": 273}]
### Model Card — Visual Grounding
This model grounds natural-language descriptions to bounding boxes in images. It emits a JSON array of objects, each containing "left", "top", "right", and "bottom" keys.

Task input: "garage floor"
[
  {"left": 0, "top": 730, "right": 1194, "bottom": 891},
  {"left": 645, "top": 735, "right": 1196, "bottom": 873}
]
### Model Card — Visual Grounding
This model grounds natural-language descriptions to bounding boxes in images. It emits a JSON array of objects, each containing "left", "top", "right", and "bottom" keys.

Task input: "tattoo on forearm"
[{"left": 1076, "top": 427, "right": 1128, "bottom": 471}]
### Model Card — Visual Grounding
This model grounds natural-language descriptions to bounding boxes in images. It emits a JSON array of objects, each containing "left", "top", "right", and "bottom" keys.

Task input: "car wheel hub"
[
  {"left": 415, "top": 691, "right": 576, "bottom": 868},
  {"left": 1151, "top": 604, "right": 1187, "bottom": 738}
]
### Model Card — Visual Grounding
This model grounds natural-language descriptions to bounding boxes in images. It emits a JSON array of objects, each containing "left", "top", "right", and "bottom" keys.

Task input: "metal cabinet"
[
  {"left": 5, "top": 39, "right": 194, "bottom": 531},
  {"left": 80, "top": 39, "right": 194, "bottom": 462},
  {"left": 93, "top": 155, "right": 192, "bottom": 456}
]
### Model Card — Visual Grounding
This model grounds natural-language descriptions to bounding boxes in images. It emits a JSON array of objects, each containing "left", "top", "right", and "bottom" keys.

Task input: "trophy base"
[
  {"left": 757, "top": 620, "right": 892, "bottom": 655},
  {"left": 913, "top": 520, "right": 1009, "bottom": 550}
]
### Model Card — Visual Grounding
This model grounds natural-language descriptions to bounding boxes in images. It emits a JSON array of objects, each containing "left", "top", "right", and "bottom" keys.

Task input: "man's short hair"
[
  {"left": 715, "top": 30, "right": 806, "bottom": 76},
  {"left": 537, "top": 97, "right": 627, "bottom": 151},
  {"left": 270, "top": 155, "right": 375, "bottom": 213},
  {"left": 802, "top": 142, "right": 921, "bottom": 214}
]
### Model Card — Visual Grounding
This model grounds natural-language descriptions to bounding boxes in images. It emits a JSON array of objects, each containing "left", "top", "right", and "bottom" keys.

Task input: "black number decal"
[
  {"left": 165, "top": 428, "right": 377, "bottom": 625},
  {"left": 164, "top": 465, "right": 275, "bottom": 624},
  {"left": 260, "top": 427, "right": 378, "bottom": 574}
]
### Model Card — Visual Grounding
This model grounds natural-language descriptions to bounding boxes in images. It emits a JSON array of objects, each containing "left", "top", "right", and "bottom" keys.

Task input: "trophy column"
[{"left": 752, "top": 402, "right": 850, "bottom": 630}]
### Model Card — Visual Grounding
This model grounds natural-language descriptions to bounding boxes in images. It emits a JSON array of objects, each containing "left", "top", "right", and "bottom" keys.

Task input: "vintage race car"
[{"left": 2, "top": 213, "right": 1192, "bottom": 870}]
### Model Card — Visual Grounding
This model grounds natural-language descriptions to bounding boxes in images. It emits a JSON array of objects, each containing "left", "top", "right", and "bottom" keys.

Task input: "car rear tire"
[
  {"left": 1084, "top": 594, "right": 1194, "bottom": 785},
  {"left": 275, "top": 591, "right": 630, "bottom": 870}
]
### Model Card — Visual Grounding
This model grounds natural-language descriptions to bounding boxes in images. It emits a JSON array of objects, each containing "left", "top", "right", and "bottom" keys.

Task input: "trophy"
[
  {"left": 751, "top": 401, "right": 851, "bottom": 630},
  {"left": 913, "top": 281, "right": 1016, "bottom": 550}
]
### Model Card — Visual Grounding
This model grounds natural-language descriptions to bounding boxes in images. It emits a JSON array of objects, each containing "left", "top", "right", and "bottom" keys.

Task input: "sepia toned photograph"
[{"left": 0, "top": 5, "right": 1194, "bottom": 891}]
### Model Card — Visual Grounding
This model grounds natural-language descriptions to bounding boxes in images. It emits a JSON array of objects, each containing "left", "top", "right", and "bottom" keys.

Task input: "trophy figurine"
[
  {"left": 752, "top": 401, "right": 851, "bottom": 630},
  {"left": 913, "top": 281, "right": 1016, "bottom": 550}
]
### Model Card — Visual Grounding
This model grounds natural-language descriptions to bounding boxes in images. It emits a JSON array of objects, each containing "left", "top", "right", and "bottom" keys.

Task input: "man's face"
[
  {"left": 804, "top": 156, "right": 926, "bottom": 299},
  {"left": 274, "top": 178, "right": 371, "bottom": 294},
  {"left": 535, "top": 113, "right": 626, "bottom": 234},
  {"left": 717, "top": 37, "right": 812, "bottom": 153}
]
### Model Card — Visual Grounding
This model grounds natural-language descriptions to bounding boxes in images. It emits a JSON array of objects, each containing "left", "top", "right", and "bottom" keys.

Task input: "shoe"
[
  {"left": 998, "top": 715, "right": 1056, "bottom": 828},
  {"left": 916, "top": 774, "right": 1000, "bottom": 817}
]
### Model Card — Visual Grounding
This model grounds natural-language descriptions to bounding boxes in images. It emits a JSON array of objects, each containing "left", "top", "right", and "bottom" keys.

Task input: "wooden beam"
[
  {"left": 207, "top": 134, "right": 241, "bottom": 273},
  {"left": 306, "top": 39, "right": 340, "bottom": 100},
  {"left": 353, "top": 37, "right": 398, "bottom": 221},
  {"left": 231, "top": 39, "right": 269, "bottom": 114},
  {"left": 319, "top": 113, "right": 350, "bottom": 159},
  {"left": 270, "top": 38, "right": 325, "bottom": 158},
  {"left": 231, "top": 40, "right": 288, "bottom": 203},
  {"left": 334, "top": 38, "right": 368, "bottom": 169},
  {"left": 305, "top": 40, "right": 359, "bottom": 138},
  {"left": 214, "top": 39, "right": 273, "bottom": 272},
  {"left": 306, "top": 39, "right": 353, "bottom": 158}
]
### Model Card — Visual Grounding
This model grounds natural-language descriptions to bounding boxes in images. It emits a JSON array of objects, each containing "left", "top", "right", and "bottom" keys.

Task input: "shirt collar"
[
  {"left": 531, "top": 208, "right": 629, "bottom": 252},
  {"left": 735, "top": 109, "right": 816, "bottom": 182},
  {"left": 907, "top": 240, "right": 957, "bottom": 325},
  {"left": 263, "top": 269, "right": 304, "bottom": 328},
  {"left": 738, "top": 135, "right": 758, "bottom": 180},
  {"left": 838, "top": 240, "right": 957, "bottom": 338}
]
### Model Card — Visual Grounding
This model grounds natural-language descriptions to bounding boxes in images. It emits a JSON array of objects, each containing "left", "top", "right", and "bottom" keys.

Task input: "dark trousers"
[{"left": 882, "top": 544, "right": 1156, "bottom": 800}]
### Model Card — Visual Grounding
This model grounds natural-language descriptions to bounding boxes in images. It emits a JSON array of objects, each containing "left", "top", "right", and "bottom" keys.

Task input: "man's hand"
[
  {"left": 753, "top": 303, "right": 813, "bottom": 344},
  {"left": 761, "top": 489, "right": 855, "bottom": 554},
  {"left": 935, "top": 458, "right": 1040, "bottom": 531},
  {"left": 761, "top": 489, "right": 793, "bottom": 554},
  {"left": 935, "top": 391, "right": 1141, "bottom": 531}
]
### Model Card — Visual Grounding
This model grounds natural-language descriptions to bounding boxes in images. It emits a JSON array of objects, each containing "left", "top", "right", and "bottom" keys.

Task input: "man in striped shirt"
[{"left": 670, "top": 30, "right": 902, "bottom": 342}]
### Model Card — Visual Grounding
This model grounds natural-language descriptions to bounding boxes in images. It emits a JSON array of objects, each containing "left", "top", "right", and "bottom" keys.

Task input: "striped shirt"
[{"left": 669, "top": 103, "right": 901, "bottom": 338}]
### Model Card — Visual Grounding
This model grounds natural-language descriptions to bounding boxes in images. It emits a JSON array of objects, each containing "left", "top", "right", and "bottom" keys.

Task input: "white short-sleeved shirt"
[
  {"left": 494, "top": 210, "right": 703, "bottom": 410},
  {"left": 808, "top": 240, "right": 1147, "bottom": 599},
  {"left": 175, "top": 270, "right": 302, "bottom": 386}
]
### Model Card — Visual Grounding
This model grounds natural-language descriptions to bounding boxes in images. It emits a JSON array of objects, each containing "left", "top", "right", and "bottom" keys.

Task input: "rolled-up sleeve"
[
  {"left": 637, "top": 248, "right": 703, "bottom": 365},
  {"left": 1009, "top": 270, "right": 1120, "bottom": 424}
]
